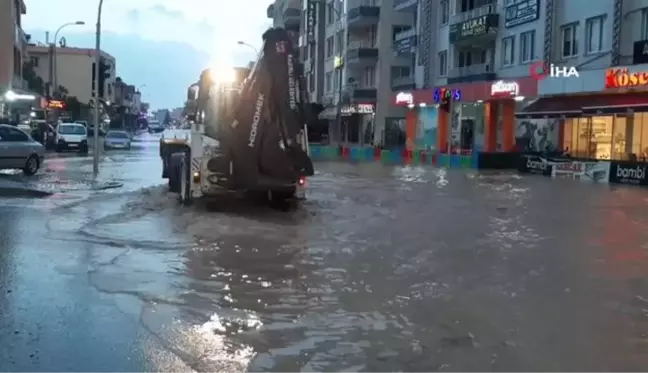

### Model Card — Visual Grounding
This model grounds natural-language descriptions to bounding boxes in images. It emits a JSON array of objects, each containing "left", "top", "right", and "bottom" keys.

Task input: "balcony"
[
  {"left": 449, "top": 6, "right": 499, "bottom": 46},
  {"left": 283, "top": 7, "right": 300, "bottom": 30},
  {"left": 393, "top": 29, "right": 417, "bottom": 56},
  {"left": 345, "top": 84, "right": 377, "bottom": 101},
  {"left": 391, "top": 76, "right": 415, "bottom": 90},
  {"left": 394, "top": 0, "right": 417, "bottom": 12},
  {"left": 346, "top": 41, "right": 378, "bottom": 65},
  {"left": 14, "top": 23, "right": 27, "bottom": 48},
  {"left": 446, "top": 63, "right": 496, "bottom": 84},
  {"left": 347, "top": 1, "right": 380, "bottom": 29}
]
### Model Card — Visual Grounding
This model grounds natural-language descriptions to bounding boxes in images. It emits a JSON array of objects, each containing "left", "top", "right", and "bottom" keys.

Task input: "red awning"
[{"left": 516, "top": 93, "right": 648, "bottom": 118}]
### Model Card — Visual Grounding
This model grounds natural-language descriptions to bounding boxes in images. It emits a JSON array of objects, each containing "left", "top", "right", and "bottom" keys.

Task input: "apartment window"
[
  {"left": 327, "top": 2, "right": 334, "bottom": 24},
  {"left": 391, "top": 66, "right": 411, "bottom": 78},
  {"left": 326, "top": 36, "right": 334, "bottom": 57},
  {"left": 642, "top": 8, "right": 648, "bottom": 39},
  {"left": 441, "top": 0, "right": 449, "bottom": 25},
  {"left": 561, "top": 23, "right": 579, "bottom": 58},
  {"left": 30, "top": 56, "right": 39, "bottom": 67},
  {"left": 520, "top": 30, "right": 535, "bottom": 63},
  {"left": 585, "top": 16, "right": 604, "bottom": 54},
  {"left": 13, "top": 48, "right": 21, "bottom": 76},
  {"left": 392, "top": 25, "right": 411, "bottom": 40},
  {"left": 502, "top": 36, "right": 515, "bottom": 66},
  {"left": 308, "top": 72, "right": 315, "bottom": 92},
  {"left": 335, "top": 31, "right": 343, "bottom": 54},
  {"left": 364, "top": 66, "right": 376, "bottom": 86},
  {"left": 325, "top": 71, "right": 333, "bottom": 92},
  {"left": 438, "top": 50, "right": 447, "bottom": 76}
]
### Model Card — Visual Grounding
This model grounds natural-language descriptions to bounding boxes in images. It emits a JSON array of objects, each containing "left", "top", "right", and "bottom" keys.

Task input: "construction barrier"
[{"left": 309, "top": 145, "right": 478, "bottom": 169}]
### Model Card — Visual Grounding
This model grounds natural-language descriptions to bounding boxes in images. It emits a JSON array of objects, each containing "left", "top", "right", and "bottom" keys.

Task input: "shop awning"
[
  {"left": 318, "top": 107, "right": 337, "bottom": 120},
  {"left": 516, "top": 93, "right": 648, "bottom": 118}
]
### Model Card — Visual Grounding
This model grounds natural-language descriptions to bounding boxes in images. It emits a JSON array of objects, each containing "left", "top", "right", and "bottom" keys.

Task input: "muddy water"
[
  {"left": 138, "top": 163, "right": 648, "bottom": 371},
  {"left": 8, "top": 158, "right": 648, "bottom": 371}
]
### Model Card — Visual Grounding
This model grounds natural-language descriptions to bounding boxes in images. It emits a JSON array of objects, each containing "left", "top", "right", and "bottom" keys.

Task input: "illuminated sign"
[
  {"left": 433, "top": 88, "right": 461, "bottom": 103},
  {"left": 491, "top": 81, "right": 519, "bottom": 97},
  {"left": 306, "top": 0, "right": 317, "bottom": 45},
  {"left": 605, "top": 68, "right": 648, "bottom": 89},
  {"left": 395, "top": 92, "right": 413, "bottom": 105},
  {"left": 47, "top": 100, "right": 65, "bottom": 109}
]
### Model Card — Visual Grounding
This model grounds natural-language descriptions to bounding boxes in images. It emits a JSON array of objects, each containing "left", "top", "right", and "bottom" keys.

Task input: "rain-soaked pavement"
[{"left": 3, "top": 133, "right": 648, "bottom": 371}]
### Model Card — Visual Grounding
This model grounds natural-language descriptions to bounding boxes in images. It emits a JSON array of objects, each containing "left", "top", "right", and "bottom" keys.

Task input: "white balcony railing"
[
  {"left": 14, "top": 23, "right": 27, "bottom": 48},
  {"left": 450, "top": 4, "right": 496, "bottom": 25},
  {"left": 447, "top": 62, "right": 493, "bottom": 78},
  {"left": 347, "top": 40, "right": 377, "bottom": 50},
  {"left": 391, "top": 75, "right": 414, "bottom": 87},
  {"left": 394, "top": 28, "right": 416, "bottom": 42}
]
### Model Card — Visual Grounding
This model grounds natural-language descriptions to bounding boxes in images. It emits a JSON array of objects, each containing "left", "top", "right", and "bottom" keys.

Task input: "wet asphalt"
[{"left": 2, "top": 133, "right": 648, "bottom": 371}]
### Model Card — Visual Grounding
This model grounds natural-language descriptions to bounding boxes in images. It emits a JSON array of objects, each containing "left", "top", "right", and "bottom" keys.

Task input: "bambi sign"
[{"left": 605, "top": 68, "right": 648, "bottom": 89}]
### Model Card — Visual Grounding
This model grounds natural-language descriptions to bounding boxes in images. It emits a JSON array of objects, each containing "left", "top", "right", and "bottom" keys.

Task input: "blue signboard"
[
  {"left": 433, "top": 88, "right": 461, "bottom": 103},
  {"left": 504, "top": 0, "right": 540, "bottom": 28},
  {"left": 394, "top": 36, "right": 417, "bottom": 56}
]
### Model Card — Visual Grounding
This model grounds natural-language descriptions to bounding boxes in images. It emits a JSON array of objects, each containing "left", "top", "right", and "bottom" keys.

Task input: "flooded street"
[{"left": 2, "top": 135, "right": 648, "bottom": 371}]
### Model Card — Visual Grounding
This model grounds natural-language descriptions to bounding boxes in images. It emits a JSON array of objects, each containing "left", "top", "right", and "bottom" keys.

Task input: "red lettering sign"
[
  {"left": 556, "top": 162, "right": 582, "bottom": 172},
  {"left": 605, "top": 69, "right": 648, "bottom": 89}
]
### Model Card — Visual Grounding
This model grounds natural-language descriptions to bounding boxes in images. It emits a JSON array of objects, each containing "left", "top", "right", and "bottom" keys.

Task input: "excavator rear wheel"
[
  {"left": 168, "top": 152, "right": 185, "bottom": 193},
  {"left": 178, "top": 153, "right": 193, "bottom": 206}
]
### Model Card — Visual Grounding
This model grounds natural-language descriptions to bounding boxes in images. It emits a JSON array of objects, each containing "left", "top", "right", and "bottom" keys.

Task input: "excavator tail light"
[{"left": 298, "top": 177, "right": 306, "bottom": 186}]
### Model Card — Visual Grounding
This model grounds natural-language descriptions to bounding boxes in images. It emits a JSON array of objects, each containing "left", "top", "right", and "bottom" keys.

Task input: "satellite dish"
[{"left": 59, "top": 37, "right": 66, "bottom": 47}]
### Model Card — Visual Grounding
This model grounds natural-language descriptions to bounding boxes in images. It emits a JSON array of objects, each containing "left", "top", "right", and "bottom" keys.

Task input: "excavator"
[{"left": 160, "top": 28, "right": 314, "bottom": 205}]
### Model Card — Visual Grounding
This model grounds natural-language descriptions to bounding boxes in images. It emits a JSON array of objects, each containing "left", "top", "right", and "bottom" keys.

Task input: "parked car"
[
  {"left": 104, "top": 130, "right": 132, "bottom": 149},
  {"left": 0, "top": 124, "right": 45, "bottom": 175},
  {"left": 55, "top": 123, "right": 89, "bottom": 153}
]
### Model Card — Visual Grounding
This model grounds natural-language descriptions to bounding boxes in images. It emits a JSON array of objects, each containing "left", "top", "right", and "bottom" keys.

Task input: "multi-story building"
[
  {"left": 392, "top": 0, "right": 648, "bottom": 156},
  {"left": 27, "top": 45, "right": 116, "bottom": 105},
  {"left": 0, "top": 0, "right": 31, "bottom": 118},
  {"left": 268, "top": 0, "right": 414, "bottom": 145}
]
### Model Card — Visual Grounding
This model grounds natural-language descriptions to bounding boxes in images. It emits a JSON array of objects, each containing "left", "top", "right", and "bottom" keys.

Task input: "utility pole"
[{"left": 93, "top": 0, "right": 105, "bottom": 176}]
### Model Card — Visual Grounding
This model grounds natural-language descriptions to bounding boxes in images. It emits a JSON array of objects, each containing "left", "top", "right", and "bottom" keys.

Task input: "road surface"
[{"left": 2, "top": 134, "right": 648, "bottom": 371}]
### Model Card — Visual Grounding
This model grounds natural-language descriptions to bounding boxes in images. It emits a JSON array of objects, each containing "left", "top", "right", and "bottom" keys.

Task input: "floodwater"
[{"left": 2, "top": 138, "right": 648, "bottom": 371}]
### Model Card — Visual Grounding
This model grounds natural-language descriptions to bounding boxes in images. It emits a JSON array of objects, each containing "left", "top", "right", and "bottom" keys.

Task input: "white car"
[
  {"left": 0, "top": 124, "right": 45, "bottom": 175},
  {"left": 104, "top": 130, "right": 132, "bottom": 149},
  {"left": 55, "top": 123, "right": 89, "bottom": 153}
]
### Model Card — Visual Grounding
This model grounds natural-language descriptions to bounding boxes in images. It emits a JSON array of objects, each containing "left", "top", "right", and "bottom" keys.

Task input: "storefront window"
[{"left": 563, "top": 113, "right": 648, "bottom": 161}]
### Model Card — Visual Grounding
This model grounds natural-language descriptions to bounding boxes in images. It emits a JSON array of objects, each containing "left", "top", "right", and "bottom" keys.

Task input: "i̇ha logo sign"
[
  {"left": 490, "top": 81, "right": 519, "bottom": 97},
  {"left": 530, "top": 61, "right": 579, "bottom": 80}
]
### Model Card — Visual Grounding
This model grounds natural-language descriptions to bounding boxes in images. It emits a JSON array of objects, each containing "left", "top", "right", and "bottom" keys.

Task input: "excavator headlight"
[{"left": 193, "top": 171, "right": 200, "bottom": 183}]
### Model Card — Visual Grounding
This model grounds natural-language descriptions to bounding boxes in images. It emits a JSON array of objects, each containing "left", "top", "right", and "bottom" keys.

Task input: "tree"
[{"left": 22, "top": 61, "right": 45, "bottom": 96}]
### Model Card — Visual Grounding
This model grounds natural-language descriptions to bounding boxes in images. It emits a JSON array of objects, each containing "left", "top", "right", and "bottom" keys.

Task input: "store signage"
[
  {"left": 552, "top": 161, "right": 610, "bottom": 182},
  {"left": 608, "top": 162, "right": 648, "bottom": 185},
  {"left": 633, "top": 40, "right": 648, "bottom": 65},
  {"left": 518, "top": 155, "right": 553, "bottom": 176},
  {"left": 605, "top": 68, "right": 648, "bottom": 89},
  {"left": 395, "top": 92, "right": 413, "bottom": 105},
  {"left": 433, "top": 88, "right": 461, "bottom": 103},
  {"left": 504, "top": 0, "right": 540, "bottom": 28},
  {"left": 490, "top": 81, "right": 519, "bottom": 97},
  {"left": 530, "top": 61, "right": 579, "bottom": 80},
  {"left": 449, "top": 14, "right": 499, "bottom": 43},
  {"left": 305, "top": 0, "right": 317, "bottom": 45},
  {"left": 393, "top": 35, "right": 417, "bottom": 56},
  {"left": 47, "top": 100, "right": 65, "bottom": 109}
]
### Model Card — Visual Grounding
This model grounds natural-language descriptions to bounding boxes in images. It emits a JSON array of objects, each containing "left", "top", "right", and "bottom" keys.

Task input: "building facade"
[
  {"left": 0, "top": 0, "right": 31, "bottom": 118},
  {"left": 267, "top": 0, "right": 415, "bottom": 145},
  {"left": 27, "top": 45, "right": 116, "bottom": 105},
  {"left": 391, "top": 0, "right": 648, "bottom": 154}
]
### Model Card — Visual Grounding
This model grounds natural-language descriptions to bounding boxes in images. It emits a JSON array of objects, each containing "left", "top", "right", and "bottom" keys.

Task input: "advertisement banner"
[
  {"left": 551, "top": 160, "right": 610, "bottom": 183},
  {"left": 306, "top": 0, "right": 317, "bottom": 45},
  {"left": 608, "top": 162, "right": 648, "bottom": 186},
  {"left": 518, "top": 155, "right": 553, "bottom": 176}
]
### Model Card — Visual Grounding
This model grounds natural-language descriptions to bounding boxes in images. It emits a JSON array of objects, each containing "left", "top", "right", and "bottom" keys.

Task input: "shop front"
[
  {"left": 516, "top": 64, "right": 648, "bottom": 186},
  {"left": 318, "top": 103, "right": 375, "bottom": 145},
  {"left": 392, "top": 77, "right": 538, "bottom": 153}
]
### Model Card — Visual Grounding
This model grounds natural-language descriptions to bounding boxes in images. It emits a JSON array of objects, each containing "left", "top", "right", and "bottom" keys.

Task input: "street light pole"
[
  {"left": 236, "top": 41, "right": 259, "bottom": 56},
  {"left": 93, "top": 0, "right": 105, "bottom": 176},
  {"left": 50, "top": 21, "right": 85, "bottom": 96}
]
